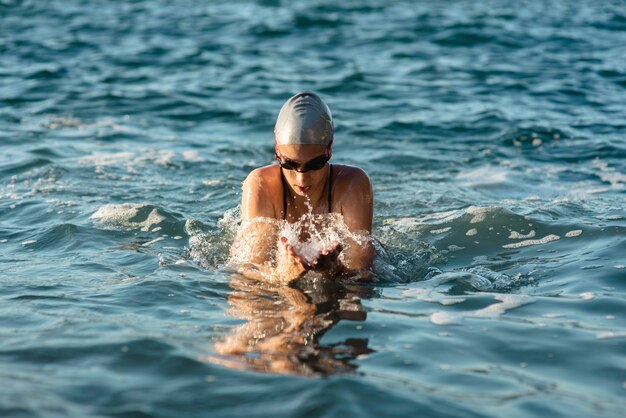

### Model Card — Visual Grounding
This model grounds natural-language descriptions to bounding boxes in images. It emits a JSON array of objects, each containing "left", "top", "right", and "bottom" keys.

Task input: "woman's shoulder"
[
  {"left": 244, "top": 164, "right": 281, "bottom": 187},
  {"left": 241, "top": 164, "right": 283, "bottom": 219},
  {"left": 332, "top": 164, "right": 371, "bottom": 186},
  {"left": 331, "top": 164, "right": 372, "bottom": 208}
]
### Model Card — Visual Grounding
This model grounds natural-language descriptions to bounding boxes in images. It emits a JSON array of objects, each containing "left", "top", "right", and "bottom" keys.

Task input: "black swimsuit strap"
[
  {"left": 281, "top": 167, "right": 287, "bottom": 220},
  {"left": 328, "top": 164, "right": 333, "bottom": 213}
]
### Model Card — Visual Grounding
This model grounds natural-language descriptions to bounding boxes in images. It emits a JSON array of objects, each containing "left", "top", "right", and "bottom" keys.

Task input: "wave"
[
  {"left": 90, "top": 203, "right": 186, "bottom": 237},
  {"left": 0, "top": 158, "right": 52, "bottom": 177},
  {"left": 185, "top": 208, "right": 240, "bottom": 270},
  {"left": 374, "top": 205, "right": 602, "bottom": 283}
]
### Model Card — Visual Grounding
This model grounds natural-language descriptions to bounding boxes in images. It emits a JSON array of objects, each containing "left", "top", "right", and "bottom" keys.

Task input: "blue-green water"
[{"left": 2, "top": 1, "right": 626, "bottom": 417}]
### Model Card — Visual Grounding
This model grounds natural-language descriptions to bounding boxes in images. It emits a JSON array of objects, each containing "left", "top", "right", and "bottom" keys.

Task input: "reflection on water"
[{"left": 209, "top": 274, "right": 375, "bottom": 376}]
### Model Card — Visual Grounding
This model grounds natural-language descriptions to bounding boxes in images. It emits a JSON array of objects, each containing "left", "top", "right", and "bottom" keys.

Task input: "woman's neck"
[{"left": 285, "top": 165, "right": 330, "bottom": 218}]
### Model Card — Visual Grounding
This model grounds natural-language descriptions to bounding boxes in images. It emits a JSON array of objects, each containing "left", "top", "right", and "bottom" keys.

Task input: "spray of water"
[{"left": 228, "top": 197, "right": 371, "bottom": 279}]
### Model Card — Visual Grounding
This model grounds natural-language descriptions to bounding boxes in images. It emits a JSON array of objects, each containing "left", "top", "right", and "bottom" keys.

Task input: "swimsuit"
[{"left": 281, "top": 165, "right": 333, "bottom": 221}]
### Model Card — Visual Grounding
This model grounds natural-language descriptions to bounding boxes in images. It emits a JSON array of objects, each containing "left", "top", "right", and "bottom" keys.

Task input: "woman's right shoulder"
[
  {"left": 241, "top": 164, "right": 283, "bottom": 220},
  {"left": 243, "top": 164, "right": 281, "bottom": 191}
]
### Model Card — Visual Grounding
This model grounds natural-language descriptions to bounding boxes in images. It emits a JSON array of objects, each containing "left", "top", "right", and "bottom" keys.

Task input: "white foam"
[
  {"left": 76, "top": 152, "right": 135, "bottom": 166},
  {"left": 466, "top": 206, "right": 490, "bottom": 223},
  {"left": 542, "top": 313, "right": 563, "bottom": 318},
  {"left": 420, "top": 209, "right": 462, "bottom": 223},
  {"left": 142, "top": 237, "right": 165, "bottom": 247},
  {"left": 466, "top": 228, "right": 477, "bottom": 236},
  {"left": 0, "top": 239, "right": 7, "bottom": 243},
  {"left": 471, "top": 213, "right": 486, "bottom": 223},
  {"left": 202, "top": 179, "right": 221, "bottom": 186},
  {"left": 91, "top": 204, "right": 165, "bottom": 231},
  {"left": 403, "top": 285, "right": 466, "bottom": 306},
  {"left": 153, "top": 150, "right": 176, "bottom": 167},
  {"left": 430, "top": 227, "right": 451, "bottom": 234},
  {"left": 440, "top": 298, "right": 466, "bottom": 306},
  {"left": 579, "top": 292, "right": 595, "bottom": 300},
  {"left": 596, "top": 331, "right": 626, "bottom": 340},
  {"left": 430, "top": 294, "right": 533, "bottom": 326},
  {"left": 46, "top": 116, "right": 82, "bottom": 129},
  {"left": 593, "top": 159, "right": 626, "bottom": 186},
  {"left": 457, "top": 166, "right": 509, "bottom": 186},
  {"left": 381, "top": 210, "right": 461, "bottom": 234},
  {"left": 508, "top": 230, "right": 536, "bottom": 239},
  {"left": 183, "top": 150, "right": 202, "bottom": 161},
  {"left": 21, "top": 240, "right": 37, "bottom": 246},
  {"left": 565, "top": 230, "right": 582, "bottom": 238},
  {"left": 614, "top": 264, "right": 625, "bottom": 269},
  {"left": 430, "top": 311, "right": 461, "bottom": 325},
  {"left": 402, "top": 287, "right": 436, "bottom": 302},
  {"left": 502, "top": 234, "right": 560, "bottom": 249},
  {"left": 76, "top": 148, "right": 187, "bottom": 169},
  {"left": 472, "top": 294, "right": 532, "bottom": 318}
]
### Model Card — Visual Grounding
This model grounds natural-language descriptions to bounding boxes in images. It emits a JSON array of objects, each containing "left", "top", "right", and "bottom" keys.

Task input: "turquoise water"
[{"left": 2, "top": 0, "right": 626, "bottom": 417}]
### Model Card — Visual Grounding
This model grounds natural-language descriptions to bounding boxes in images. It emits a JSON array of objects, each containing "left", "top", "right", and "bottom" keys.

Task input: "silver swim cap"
[{"left": 274, "top": 92, "right": 333, "bottom": 146}]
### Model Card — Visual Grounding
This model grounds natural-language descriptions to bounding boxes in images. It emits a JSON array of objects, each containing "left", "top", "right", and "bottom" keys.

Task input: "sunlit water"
[{"left": 1, "top": 0, "right": 625, "bottom": 417}]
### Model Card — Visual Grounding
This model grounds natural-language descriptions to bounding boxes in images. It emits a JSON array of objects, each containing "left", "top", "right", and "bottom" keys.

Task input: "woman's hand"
[
  {"left": 309, "top": 240, "right": 343, "bottom": 273},
  {"left": 275, "top": 237, "right": 310, "bottom": 281},
  {"left": 276, "top": 237, "right": 345, "bottom": 282}
]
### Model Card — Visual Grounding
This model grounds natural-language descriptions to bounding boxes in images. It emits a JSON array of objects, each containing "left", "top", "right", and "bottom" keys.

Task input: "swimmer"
[{"left": 234, "top": 92, "right": 374, "bottom": 283}]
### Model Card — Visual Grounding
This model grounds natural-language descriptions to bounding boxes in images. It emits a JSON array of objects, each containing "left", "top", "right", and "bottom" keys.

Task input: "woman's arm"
[
  {"left": 234, "top": 168, "right": 309, "bottom": 283},
  {"left": 337, "top": 167, "right": 375, "bottom": 272}
]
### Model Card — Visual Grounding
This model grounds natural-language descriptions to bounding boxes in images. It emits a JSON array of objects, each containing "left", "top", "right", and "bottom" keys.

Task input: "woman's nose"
[{"left": 293, "top": 170, "right": 307, "bottom": 183}]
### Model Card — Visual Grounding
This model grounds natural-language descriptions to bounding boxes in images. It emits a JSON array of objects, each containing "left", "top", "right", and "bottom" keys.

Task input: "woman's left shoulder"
[
  {"left": 333, "top": 164, "right": 372, "bottom": 195},
  {"left": 333, "top": 164, "right": 371, "bottom": 186}
]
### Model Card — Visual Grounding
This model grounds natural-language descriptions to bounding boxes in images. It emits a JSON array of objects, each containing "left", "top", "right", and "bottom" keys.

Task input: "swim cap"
[{"left": 274, "top": 92, "right": 333, "bottom": 147}]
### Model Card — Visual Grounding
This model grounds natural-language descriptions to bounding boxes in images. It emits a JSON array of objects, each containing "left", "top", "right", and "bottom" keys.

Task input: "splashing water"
[
  {"left": 280, "top": 212, "right": 370, "bottom": 265},
  {"left": 227, "top": 200, "right": 372, "bottom": 277}
]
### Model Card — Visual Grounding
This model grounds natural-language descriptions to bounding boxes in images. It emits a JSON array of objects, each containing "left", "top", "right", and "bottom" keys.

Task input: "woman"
[{"left": 233, "top": 92, "right": 374, "bottom": 283}]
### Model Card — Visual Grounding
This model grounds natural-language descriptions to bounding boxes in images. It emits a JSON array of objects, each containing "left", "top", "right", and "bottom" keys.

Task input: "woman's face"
[{"left": 276, "top": 144, "right": 330, "bottom": 197}]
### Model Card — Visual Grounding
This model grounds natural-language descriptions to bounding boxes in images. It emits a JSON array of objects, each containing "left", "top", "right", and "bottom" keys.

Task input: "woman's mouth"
[{"left": 295, "top": 186, "right": 310, "bottom": 193}]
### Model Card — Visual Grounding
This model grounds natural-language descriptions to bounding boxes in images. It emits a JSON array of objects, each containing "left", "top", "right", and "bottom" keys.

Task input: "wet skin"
[
  {"left": 236, "top": 144, "right": 374, "bottom": 283},
  {"left": 207, "top": 275, "right": 373, "bottom": 375}
]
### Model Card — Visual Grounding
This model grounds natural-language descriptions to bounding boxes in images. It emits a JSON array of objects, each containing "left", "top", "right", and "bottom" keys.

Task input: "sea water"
[{"left": 1, "top": 0, "right": 625, "bottom": 417}]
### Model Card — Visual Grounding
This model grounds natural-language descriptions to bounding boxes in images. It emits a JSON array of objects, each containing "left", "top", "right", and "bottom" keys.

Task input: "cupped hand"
[
  {"left": 278, "top": 236, "right": 310, "bottom": 280},
  {"left": 278, "top": 238, "right": 344, "bottom": 281},
  {"left": 309, "top": 240, "right": 343, "bottom": 272}
]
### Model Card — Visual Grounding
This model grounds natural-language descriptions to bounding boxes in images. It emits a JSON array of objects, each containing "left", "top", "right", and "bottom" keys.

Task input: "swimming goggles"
[{"left": 275, "top": 151, "right": 330, "bottom": 173}]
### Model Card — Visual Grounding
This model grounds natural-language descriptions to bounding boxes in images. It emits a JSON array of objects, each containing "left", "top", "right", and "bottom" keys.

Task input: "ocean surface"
[{"left": 1, "top": 0, "right": 625, "bottom": 417}]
